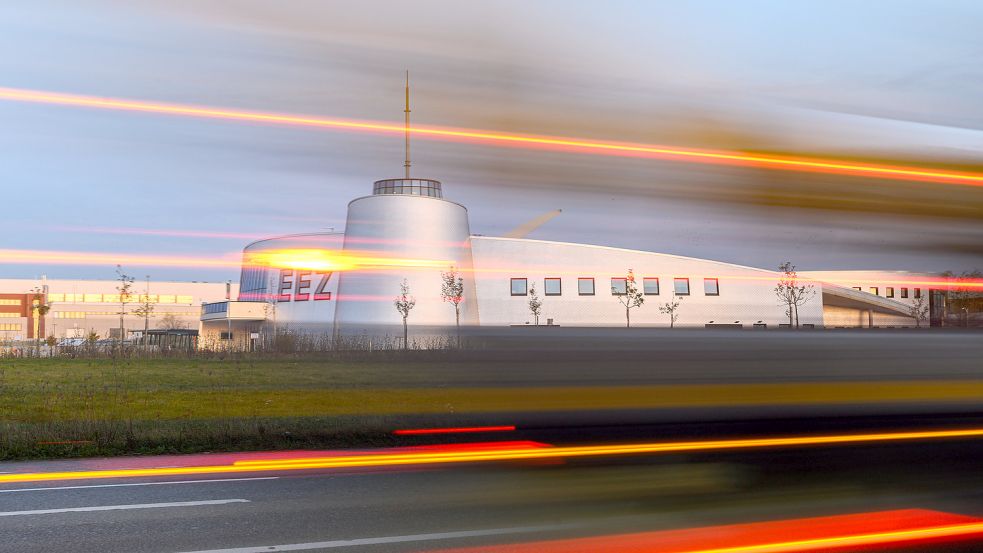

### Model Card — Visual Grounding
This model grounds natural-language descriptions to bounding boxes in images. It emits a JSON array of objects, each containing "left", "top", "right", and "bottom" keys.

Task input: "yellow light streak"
[
  {"left": 5, "top": 427, "right": 983, "bottom": 485},
  {"left": 2, "top": 86, "right": 983, "bottom": 187}
]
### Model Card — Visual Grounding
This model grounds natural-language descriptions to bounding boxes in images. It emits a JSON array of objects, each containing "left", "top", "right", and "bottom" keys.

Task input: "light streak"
[
  {"left": 393, "top": 425, "right": 516, "bottom": 436},
  {"left": 5, "top": 426, "right": 983, "bottom": 484},
  {"left": 2, "top": 86, "right": 983, "bottom": 186},
  {"left": 434, "top": 509, "right": 983, "bottom": 553}
]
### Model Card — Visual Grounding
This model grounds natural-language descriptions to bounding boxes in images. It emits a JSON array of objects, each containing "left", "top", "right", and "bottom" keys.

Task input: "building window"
[
  {"left": 674, "top": 278, "right": 690, "bottom": 296},
  {"left": 544, "top": 278, "right": 562, "bottom": 296},
  {"left": 704, "top": 278, "right": 720, "bottom": 296},
  {"left": 914, "top": 288, "right": 921, "bottom": 298},
  {"left": 220, "top": 331, "right": 233, "bottom": 340},
  {"left": 510, "top": 278, "right": 528, "bottom": 296},
  {"left": 610, "top": 277, "right": 627, "bottom": 295},
  {"left": 0, "top": 312, "right": 19, "bottom": 318},
  {"left": 202, "top": 302, "right": 228, "bottom": 315},
  {"left": 869, "top": 287, "right": 879, "bottom": 296},
  {"left": 578, "top": 278, "right": 595, "bottom": 296},
  {"left": 886, "top": 287, "right": 894, "bottom": 298},
  {"left": 643, "top": 277, "right": 659, "bottom": 295},
  {"left": 853, "top": 287, "right": 862, "bottom": 291},
  {"left": 900, "top": 287, "right": 909, "bottom": 298},
  {"left": 0, "top": 299, "right": 21, "bottom": 306}
]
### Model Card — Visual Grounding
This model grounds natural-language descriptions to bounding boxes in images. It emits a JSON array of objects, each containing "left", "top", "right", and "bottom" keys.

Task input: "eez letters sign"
[{"left": 277, "top": 269, "right": 332, "bottom": 302}]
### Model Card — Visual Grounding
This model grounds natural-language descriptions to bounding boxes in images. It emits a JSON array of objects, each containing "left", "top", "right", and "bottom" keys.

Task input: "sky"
[{"left": 1, "top": 0, "right": 982, "bottom": 282}]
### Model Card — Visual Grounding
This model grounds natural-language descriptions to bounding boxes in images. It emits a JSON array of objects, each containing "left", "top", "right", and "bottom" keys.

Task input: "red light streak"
[
  {"left": 433, "top": 509, "right": 983, "bottom": 553},
  {"left": 3, "top": 86, "right": 983, "bottom": 187},
  {"left": 6, "top": 427, "right": 983, "bottom": 484},
  {"left": 393, "top": 425, "right": 516, "bottom": 436}
]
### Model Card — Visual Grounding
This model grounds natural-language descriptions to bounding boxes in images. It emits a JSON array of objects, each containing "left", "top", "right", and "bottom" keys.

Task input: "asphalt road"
[
  {"left": 6, "top": 434, "right": 983, "bottom": 552},
  {"left": 4, "top": 329, "right": 983, "bottom": 551}
]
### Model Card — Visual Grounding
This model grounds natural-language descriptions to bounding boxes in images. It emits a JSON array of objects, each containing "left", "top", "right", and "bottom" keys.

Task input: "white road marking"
[
  {"left": 173, "top": 524, "right": 573, "bottom": 552},
  {"left": 0, "top": 477, "right": 278, "bottom": 493},
  {"left": 0, "top": 499, "right": 249, "bottom": 517}
]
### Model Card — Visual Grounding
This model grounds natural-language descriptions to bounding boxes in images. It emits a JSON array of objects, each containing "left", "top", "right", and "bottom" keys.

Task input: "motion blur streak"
[
  {"left": 0, "top": 247, "right": 451, "bottom": 273},
  {"left": 2, "top": 86, "right": 983, "bottom": 187},
  {"left": 0, "top": 248, "right": 242, "bottom": 269},
  {"left": 6, "top": 427, "right": 983, "bottom": 484},
  {"left": 433, "top": 509, "right": 983, "bottom": 553},
  {"left": 393, "top": 425, "right": 516, "bottom": 435}
]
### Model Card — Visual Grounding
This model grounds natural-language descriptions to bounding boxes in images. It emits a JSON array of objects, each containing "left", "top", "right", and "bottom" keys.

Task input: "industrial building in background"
[
  {"left": 0, "top": 278, "right": 234, "bottom": 343},
  {"left": 194, "top": 80, "right": 970, "bottom": 349}
]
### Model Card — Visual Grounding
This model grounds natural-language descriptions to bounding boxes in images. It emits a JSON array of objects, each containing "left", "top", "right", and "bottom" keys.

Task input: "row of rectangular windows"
[
  {"left": 0, "top": 299, "right": 21, "bottom": 306},
  {"left": 46, "top": 294, "right": 195, "bottom": 304},
  {"left": 52, "top": 311, "right": 192, "bottom": 319},
  {"left": 0, "top": 323, "right": 22, "bottom": 331},
  {"left": 853, "top": 286, "right": 920, "bottom": 299},
  {"left": 510, "top": 277, "right": 719, "bottom": 297}
]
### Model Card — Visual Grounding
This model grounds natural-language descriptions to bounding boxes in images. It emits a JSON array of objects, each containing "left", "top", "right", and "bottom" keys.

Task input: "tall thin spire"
[{"left": 403, "top": 70, "right": 411, "bottom": 179}]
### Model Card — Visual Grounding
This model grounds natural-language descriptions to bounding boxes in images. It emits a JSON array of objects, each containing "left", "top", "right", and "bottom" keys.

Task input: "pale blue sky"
[{"left": 1, "top": 1, "right": 981, "bottom": 281}]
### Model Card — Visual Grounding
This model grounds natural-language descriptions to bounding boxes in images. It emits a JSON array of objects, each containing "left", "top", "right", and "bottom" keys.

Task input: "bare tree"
[
  {"left": 909, "top": 293, "right": 929, "bottom": 328},
  {"left": 441, "top": 266, "right": 465, "bottom": 346},
  {"left": 393, "top": 279, "right": 416, "bottom": 350},
  {"left": 775, "top": 261, "right": 815, "bottom": 328},
  {"left": 614, "top": 269, "right": 645, "bottom": 328},
  {"left": 115, "top": 265, "right": 134, "bottom": 348},
  {"left": 131, "top": 275, "right": 155, "bottom": 347},
  {"left": 158, "top": 313, "right": 189, "bottom": 330},
  {"left": 659, "top": 293, "right": 684, "bottom": 328},
  {"left": 528, "top": 283, "right": 543, "bottom": 325},
  {"left": 30, "top": 287, "right": 50, "bottom": 348}
]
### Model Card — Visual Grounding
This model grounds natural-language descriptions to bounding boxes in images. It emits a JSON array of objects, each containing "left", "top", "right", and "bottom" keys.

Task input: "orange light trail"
[
  {"left": 5, "top": 426, "right": 983, "bottom": 484},
  {"left": 434, "top": 509, "right": 983, "bottom": 553},
  {"left": 3, "top": 86, "right": 983, "bottom": 187}
]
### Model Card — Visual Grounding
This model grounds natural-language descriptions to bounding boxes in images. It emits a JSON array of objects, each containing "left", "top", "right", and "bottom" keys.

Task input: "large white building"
[{"left": 200, "top": 174, "right": 939, "bottom": 348}]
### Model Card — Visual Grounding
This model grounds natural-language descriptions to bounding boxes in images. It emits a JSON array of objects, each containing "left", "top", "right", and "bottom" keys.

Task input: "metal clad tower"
[{"left": 333, "top": 75, "right": 478, "bottom": 335}]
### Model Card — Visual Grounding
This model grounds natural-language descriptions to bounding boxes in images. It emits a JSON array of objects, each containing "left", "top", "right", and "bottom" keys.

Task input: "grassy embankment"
[{"left": 5, "top": 355, "right": 983, "bottom": 460}]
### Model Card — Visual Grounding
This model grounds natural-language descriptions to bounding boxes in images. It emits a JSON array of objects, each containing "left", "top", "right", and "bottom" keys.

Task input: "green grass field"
[{"left": 6, "top": 355, "right": 983, "bottom": 460}]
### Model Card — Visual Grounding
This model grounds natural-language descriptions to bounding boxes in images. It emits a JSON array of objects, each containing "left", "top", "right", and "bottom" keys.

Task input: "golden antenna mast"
[{"left": 404, "top": 70, "right": 411, "bottom": 179}]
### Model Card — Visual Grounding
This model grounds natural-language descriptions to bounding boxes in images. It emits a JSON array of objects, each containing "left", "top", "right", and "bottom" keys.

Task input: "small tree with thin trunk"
[
  {"left": 115, "top": 265, "right": 134, "bottom": 349},
  {"left": 441, "top": 266, "right": 465, "bottom": 346},
  {"left": 659, "top": 293, "right": 684, "bottom": 328},
  {"left": 614, "top": 269, "right": 645, "bottom": 328},
  {"left": 30, "top": 287, "right": 50, "bottom": 350},
  {"left": 528, "top": 283, "right": 543, "bottom": 325},
  {"left": 909, "top": 293, "right": 929, "bottom": 328},
  {"left": 394, "top": 279, "right": 416, "bottom": 350},
  {"left": 775, "top": 261, "right": 815, "bottom": 328},
  {"left": 131, "top": 275, "right": 155, "bottom": 348}
]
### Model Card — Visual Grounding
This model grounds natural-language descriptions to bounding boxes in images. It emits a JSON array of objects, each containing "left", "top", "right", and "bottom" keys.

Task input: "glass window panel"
[
  {"left": 578, "top": 278, "right": 595, "bottom": 296},
  {"left": 643, "top": 278, "right": 659, "bottom": 295},
  {"left": 544, "top": 278, "right": 562, "bottom": 296},
  {"left": 674, "top": 278, "right": 690, "bottom": 295},
  {"left": 510, "top": 278, "right": 527, "bottom": 296},
  {"left": 610, "top": 278, "right": 627, "bottom": 295},
  {"left": 704, "top": 278, "right": 719, "bottom": 296},
  {"left": 886, "top": 287, "right": 894, "bottom": 298}
]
